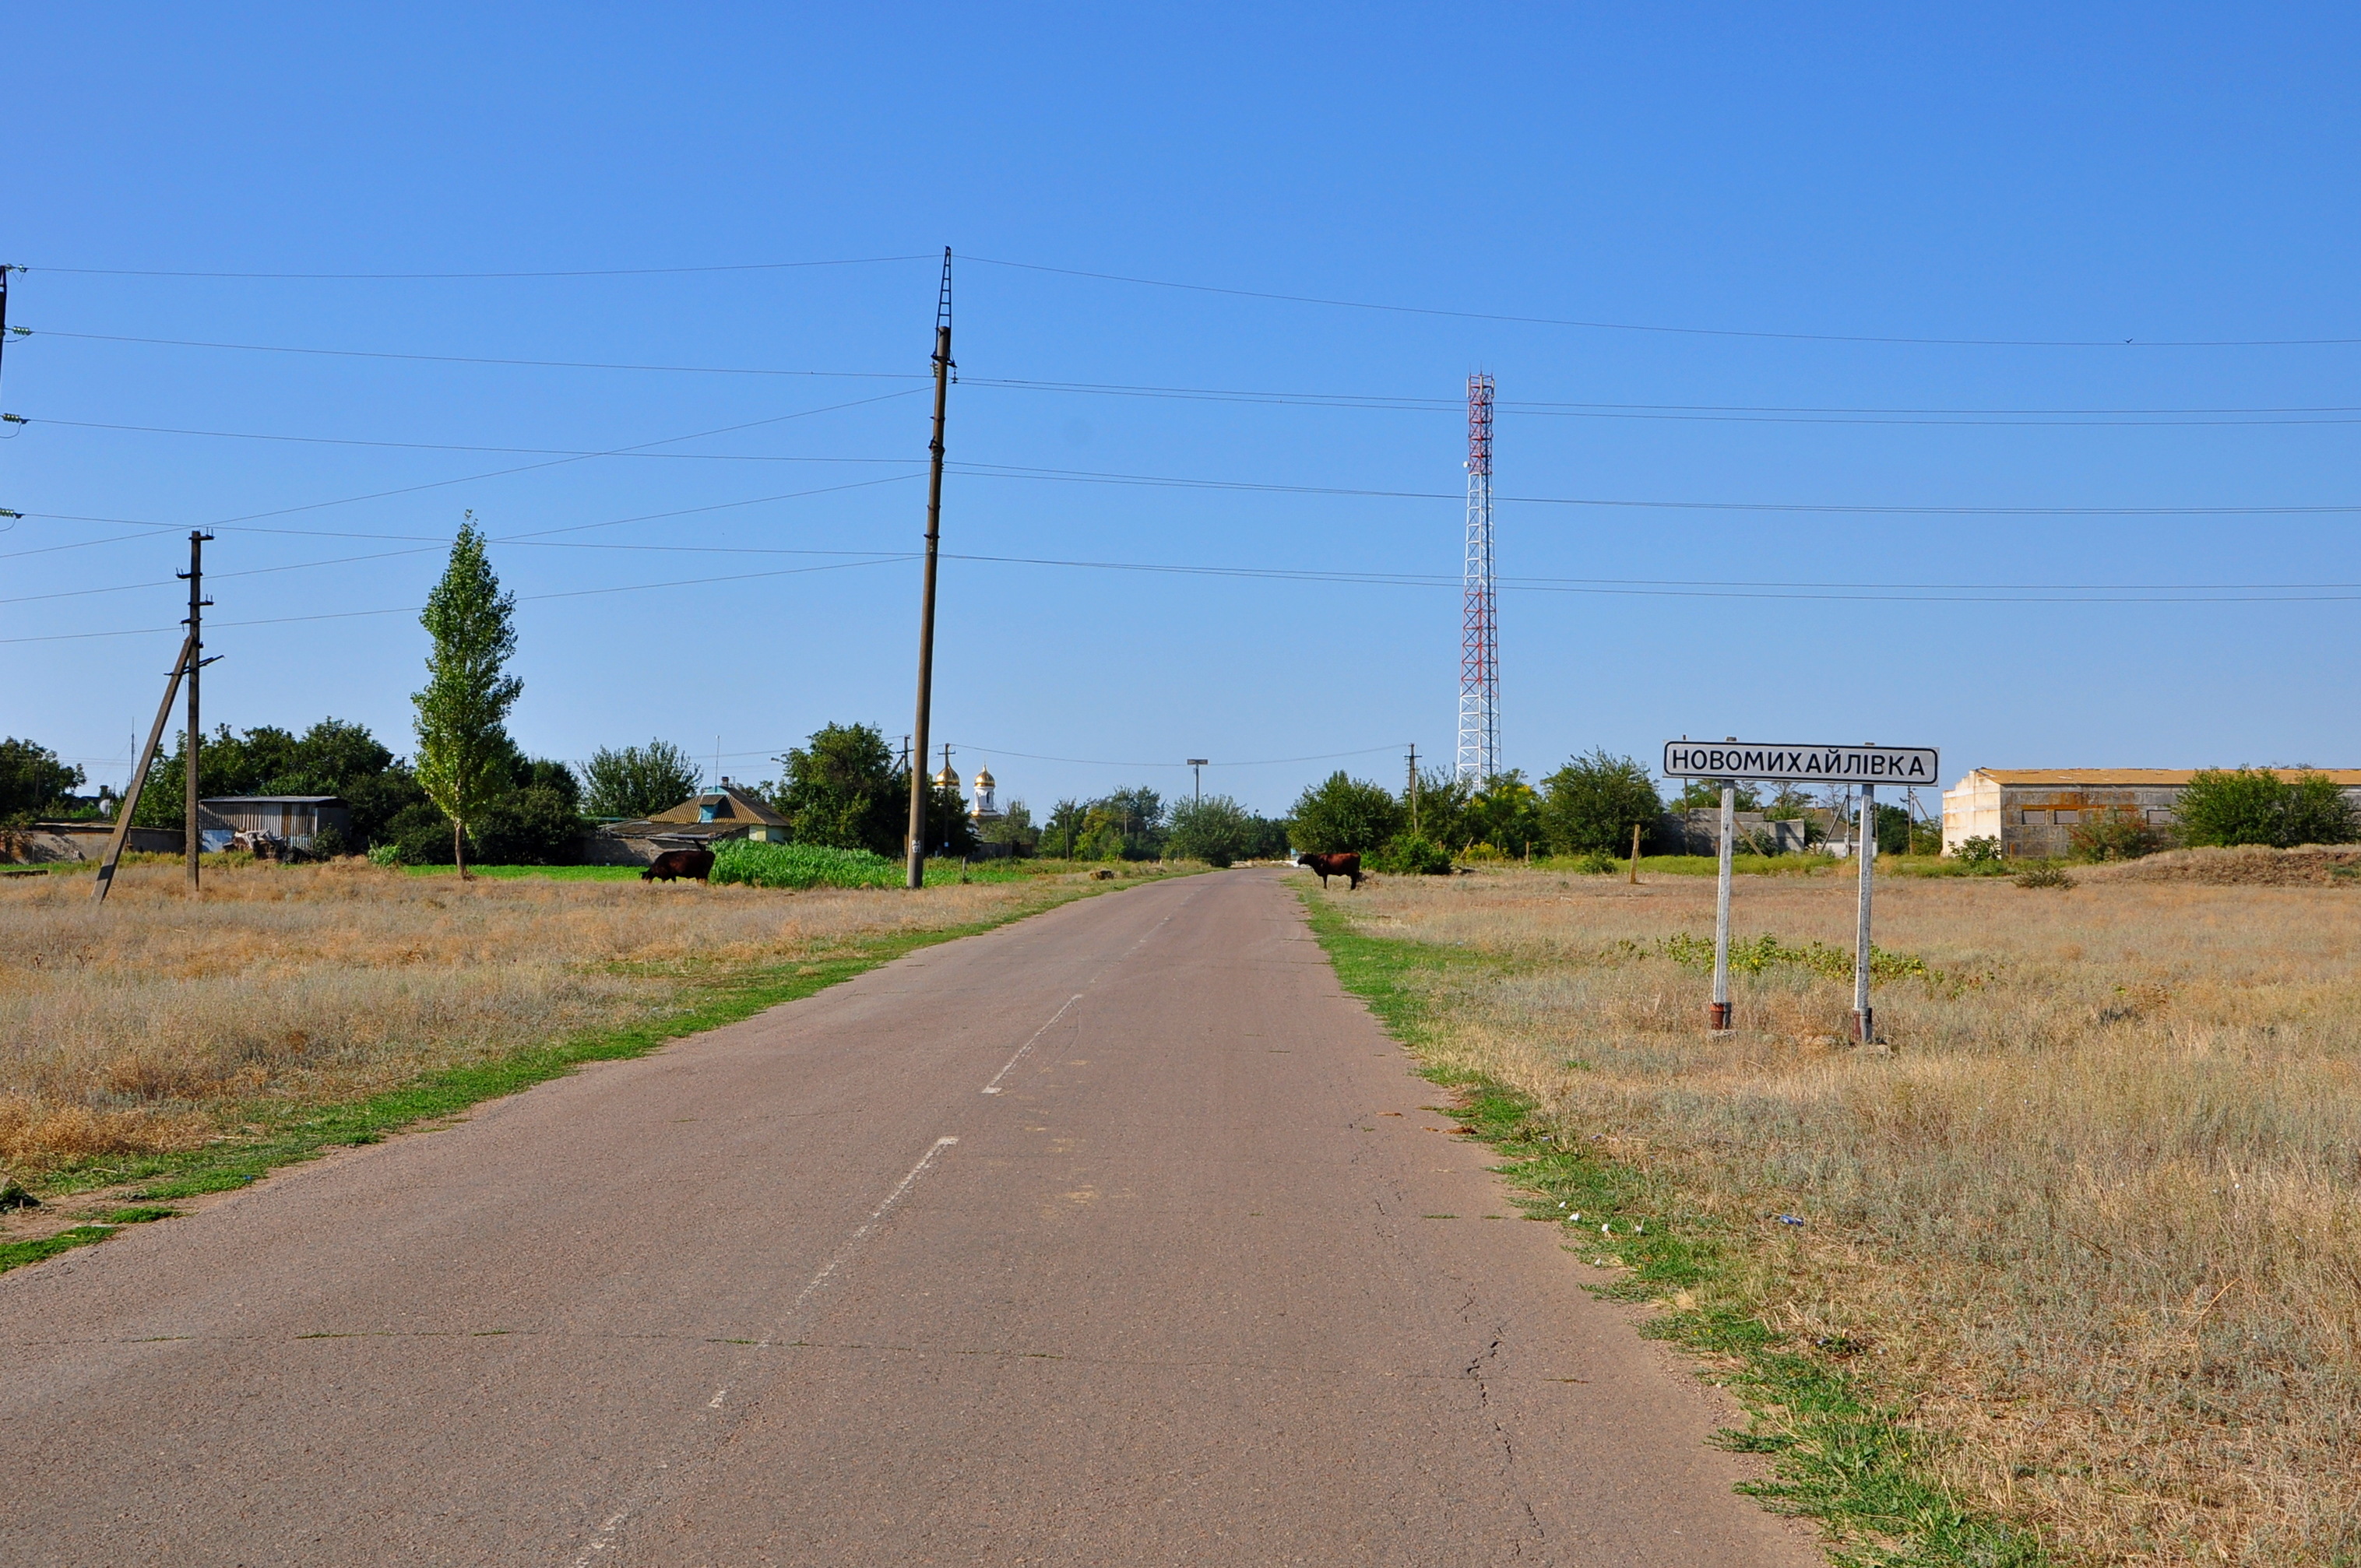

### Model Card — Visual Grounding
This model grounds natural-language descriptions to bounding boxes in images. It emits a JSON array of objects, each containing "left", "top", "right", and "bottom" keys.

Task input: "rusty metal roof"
[{"left": 1963, "top": 768, "right": 2361, "bottom": 787}]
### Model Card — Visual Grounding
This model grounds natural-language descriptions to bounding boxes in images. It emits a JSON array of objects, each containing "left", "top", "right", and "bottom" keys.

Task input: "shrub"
[
  {"left": 307, "top": 824, "right": 349, "bottom": 860},
  {"left": 2069, "top": 805, "right": 2163, "bottom": 862},
  {"left": 366, "top": 842, "right": 405, "bottom": 867},
  {"left": 1538, "top": 750, "right": 1662, "bottom": 855},
  {"left": 2176, "top": 767, "right": 2359, "bottom": 849},
  {"left": 469, "top": 787, "right": 586, "bottom": 865},
  {"left": 709, "top": 839, "right": 901, "bottom": 890},
  {"left": 1371, "top": 833, "right": 1452, "bottom": 875},
  {"left": 1952, "top": 835, "right": 2003, "bottom": 867},
  {"left": 1574, "top": 849, "right": 1618, "bottom": 874},
  {"left": 2015, "top": 863, "right": 2076, "bottom": 890},
  {"left": 1289, "top": 772, "right": 1402, "bottom": 854}
]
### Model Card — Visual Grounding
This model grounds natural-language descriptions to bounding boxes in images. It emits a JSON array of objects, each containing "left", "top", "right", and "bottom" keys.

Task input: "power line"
[
  {"left": 17, "top": 413, "right": 927, "bottom": 464},
  {"left": 965, "top": 254, "right": 2361, "bottom": 350},
  {"left": 969, "top": 378, "right": 2361, "bottom": 428},
  {"left": 941, "top": 741, "right": 1403, "bottom": 770},
  {"left": 0, "top": 472, "right": 926, "bottom": 560},
  {"left": 0, "top": 557, "right": 904, "bottom": 645},
  {"left": 0, "top": 396, "right": 926, "bottom": 559},
  {"left": 948, "top": 460, "right": 2361, "bottom": 515},
  {"left": 12, "top": 255, "right": 935, "bottom": 280},
  {"left": 19, "top": 326, "right": 927, "bottom": 381},
  {"left": 25, "top": 325, "right": 2361, "bottom": 423}
]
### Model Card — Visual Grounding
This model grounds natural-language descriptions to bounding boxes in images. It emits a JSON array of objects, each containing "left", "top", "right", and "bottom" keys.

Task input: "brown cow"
[
  {"left": 1297, "top": 851, "right": 1363, "bottom": 890},
  {"left": 642, "top": 848, "right": 715, "bottom": 883}
]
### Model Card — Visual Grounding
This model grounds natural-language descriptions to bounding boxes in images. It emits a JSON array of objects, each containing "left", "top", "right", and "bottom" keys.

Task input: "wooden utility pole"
[
  {"left": 904, "top": 249, "right": 953, "bottom": 891},
  {"left": 90, "top": 631, "right": 197, "bottom": 904},
  {"left": 179, "top": 530, "right": 213, "bottom": 892},
  {"left": 1628, "top": 819, "right": 1644, "bottom": 884}
]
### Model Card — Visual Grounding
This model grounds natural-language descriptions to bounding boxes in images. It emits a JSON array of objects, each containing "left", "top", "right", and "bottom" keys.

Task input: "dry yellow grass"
[
  {"left": 0, "top": 860, "right": 1085, "bottom": 1172},
  {"left": 1321, "top": 865, "right": 2361, "bottom": 1566}
]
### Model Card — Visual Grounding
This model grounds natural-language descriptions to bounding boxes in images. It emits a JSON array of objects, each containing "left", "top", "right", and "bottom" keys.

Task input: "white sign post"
[{"left": 1662, "top": 740, "right": 1937, "bottom": 1041}]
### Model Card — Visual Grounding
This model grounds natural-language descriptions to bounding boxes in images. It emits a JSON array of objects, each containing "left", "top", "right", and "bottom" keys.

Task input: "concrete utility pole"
[
  {"left": 1710, "top": 737, "right": 1737, "bottom": 1032},
  {"left": 1406, "top": 744, "right": 1419, "bottom": 835},
  {"left": 904, "top": 248, "right": 953, "bottom": 891},
  {"left": 1853, "top": 776, "right": 1879, "bottom": 1042},
  {"left": 91, "top": 632, "right": 197, "bottom": 904},
  {"left": 178, "top": 530, "right": 213, "bottom": 892},
  {"left": 1188, "top": 760, "right": 1208, "bottom": 807}
]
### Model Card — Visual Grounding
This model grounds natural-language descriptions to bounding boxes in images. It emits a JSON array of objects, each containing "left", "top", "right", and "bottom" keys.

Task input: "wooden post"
[{"left": 1628, "top": 820, "right": 1643, "bottom": 884}]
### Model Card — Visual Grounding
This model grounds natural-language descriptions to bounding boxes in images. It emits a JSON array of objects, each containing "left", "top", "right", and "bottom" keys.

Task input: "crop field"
[
  {"left": 0, "top": 857, "right": 1165, "bottom": 1189},
  {"left": 1309, "top": 856, "right": 2361, "bottom": 1566}
]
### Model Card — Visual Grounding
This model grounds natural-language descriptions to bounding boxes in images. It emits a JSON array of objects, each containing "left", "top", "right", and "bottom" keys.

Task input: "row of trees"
[
  {"left": 0, "top": 738, "right": 87, "bottom": 827},
  {"left": 1286, "top": 750, "right": 1670, "bottom": 870}
]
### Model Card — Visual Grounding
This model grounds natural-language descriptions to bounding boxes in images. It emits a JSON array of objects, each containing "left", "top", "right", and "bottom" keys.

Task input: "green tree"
[
  {"left": 0, "top": 738, "right": 83, "bottom": 824},
  {"left": 1538, "top": 750, "right": 1663, "bottom": 856},
  {"left": 411, "top": 517, "right": 522, "bottom": 878},
  {"left": 1165, "top": 794, "right": 1252, "bottom": 867},
  {"left": 979, "top": 799, "right": 1039, "bottom": 852},
  {"left": 1466, "top": 772, "right": 1546, "bottom": 856},
  {"left": 925, "top": 779, "right": 980, "bottom": 858},
  {"left": 1041, "top": 798, "right": 1088, "bottom": 860},
  {"left": 2177, "top": 767, "right": 2359, "bottom": 848},
  {"left": 585, "top": 740, "right": 701, "bottom": 819},
  {"left": 1289, "top": 772, "right": 1402, "bottom": 854},
  {"left": 1403, "top": 768, "right": 1474, "bottom": 850},
  {"left": 1673, "top": 778, "right": 1761, "bottom": 812},
  {"left": 770, "top": 723, "right": 907, "bottom": 856}
]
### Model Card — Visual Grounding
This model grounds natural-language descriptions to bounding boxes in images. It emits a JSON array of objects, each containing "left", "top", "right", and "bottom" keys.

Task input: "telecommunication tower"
[{"left": 1456, "top": 374, "right": 1499, "bottom": 784}]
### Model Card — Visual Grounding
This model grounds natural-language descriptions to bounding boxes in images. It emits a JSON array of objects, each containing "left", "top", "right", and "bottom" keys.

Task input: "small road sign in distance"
[{"left": 1662, "top": 741, "right": 1939, "bottom": 786}]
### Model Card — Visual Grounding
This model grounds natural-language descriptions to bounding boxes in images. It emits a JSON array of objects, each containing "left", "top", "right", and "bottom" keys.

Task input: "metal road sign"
[{"left": 1661, "top": 740, "right": 1938, "bottom": 787}]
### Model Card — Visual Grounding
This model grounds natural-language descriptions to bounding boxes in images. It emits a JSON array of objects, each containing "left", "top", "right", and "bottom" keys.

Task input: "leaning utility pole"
[
  {"left": 90, "top": 631, "right": 197, "bottom": 904},
  {"left": 904, "top": 250, "right": 953, "bottom": 890},
  {"left": 178, "top": 530, "right": 213, "bottom": 891}
]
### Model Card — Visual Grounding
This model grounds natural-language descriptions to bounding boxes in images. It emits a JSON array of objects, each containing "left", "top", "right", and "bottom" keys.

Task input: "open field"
[
  {"left": 0, "top": 857, "right": 1177, "bottom": 1190},
  {"left": 1308, "top": 860, "right": 2361, "bottom": 1566}
]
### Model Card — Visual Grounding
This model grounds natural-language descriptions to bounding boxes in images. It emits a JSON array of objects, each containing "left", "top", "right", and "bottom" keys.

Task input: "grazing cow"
[
  {"left": 642, "top": 848, "right": 715, "bottom": 884},
  {"left": 1297, "top": 851, "right": 1363, "bottom": 890}
]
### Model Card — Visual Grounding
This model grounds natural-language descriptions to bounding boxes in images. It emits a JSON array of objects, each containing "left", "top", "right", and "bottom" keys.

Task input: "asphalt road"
[{"left": 0, "top": 868, "right": 1817, "bottom": 1566}]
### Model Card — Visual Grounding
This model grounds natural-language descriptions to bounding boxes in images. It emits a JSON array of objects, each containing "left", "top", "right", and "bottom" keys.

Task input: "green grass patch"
[
  {"left": 1300, "top": 892, "right": 2047, "bottom": 1568},
  {"left": 7, "top": 870, "right": 1186, "bottom": 1264},
  {"left": 400, "top": 863, "right": 648, "bottom": 881},
  {"left": 0, "top": 1204, "right": 179, "bottom": 1274},
  {"left": 398, "top": 853, "right": 1090, "bottom": 887},
  {"left": 1545, "top": 853, "right": 1845, "bottom": 877}
]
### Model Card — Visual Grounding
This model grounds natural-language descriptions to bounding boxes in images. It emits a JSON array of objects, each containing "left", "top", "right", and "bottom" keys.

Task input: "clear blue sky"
[{"left": 6, "top": 6, "right": 2357, "bottom": 818}]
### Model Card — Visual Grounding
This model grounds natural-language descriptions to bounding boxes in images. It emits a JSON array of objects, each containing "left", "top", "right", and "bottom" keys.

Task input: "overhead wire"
[
  {"left": 12, "top": 255, "right": 936, "bottom": 280},
  {"left": 0, "top": 556, "right": 904, "bottom": 645},
  {"left": 963, "top": 254, "right": 2361, "bottom": 350},
  {"left": 19, "top": 325, "right": 2361, "bottom": 423}
]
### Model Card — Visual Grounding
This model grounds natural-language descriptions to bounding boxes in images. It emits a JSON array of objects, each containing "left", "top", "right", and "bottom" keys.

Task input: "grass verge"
[
  {"left": 2, "top": 871, "right": 1181, "bottom": 1271},
  {"left": 1302, "top": 891, "right": 2048, "bottom": 1568}
]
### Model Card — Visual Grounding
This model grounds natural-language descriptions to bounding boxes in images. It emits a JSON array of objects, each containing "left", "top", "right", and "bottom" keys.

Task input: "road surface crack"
[{"left": 1466, "top": 1330, "right": 1550, "bottom": 1552}]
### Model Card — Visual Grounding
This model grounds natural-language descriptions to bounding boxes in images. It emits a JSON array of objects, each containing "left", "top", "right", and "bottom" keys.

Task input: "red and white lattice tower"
[{"left": 1456, "top": 374, "right": 1499, "bottom": 784}]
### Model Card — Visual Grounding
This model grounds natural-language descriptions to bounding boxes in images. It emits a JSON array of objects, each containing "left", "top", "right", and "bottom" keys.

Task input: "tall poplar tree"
[{"left": 412, "top": 515, "right": 520, "bottom": 878}]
